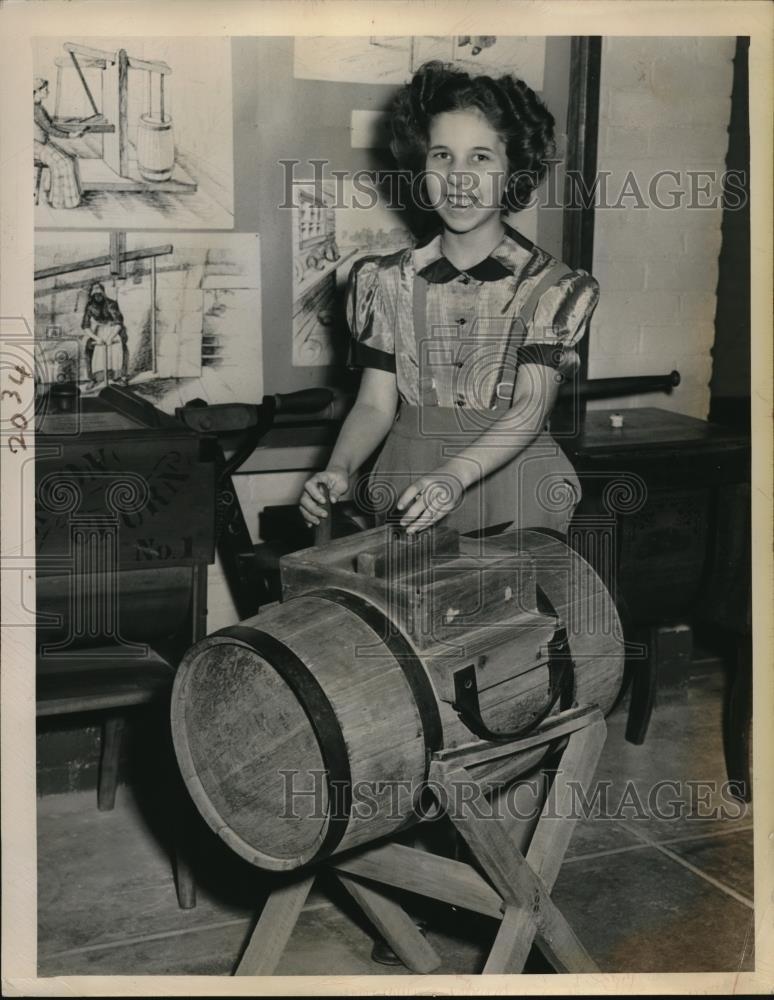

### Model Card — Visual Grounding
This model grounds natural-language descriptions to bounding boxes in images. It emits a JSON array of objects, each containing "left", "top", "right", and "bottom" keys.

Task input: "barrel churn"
[
  {"left": 137, "top": 114, "right": 175, "bottom": 183},
  {"left": 171, "top": 524, "right": 625, "bottom": 872}
]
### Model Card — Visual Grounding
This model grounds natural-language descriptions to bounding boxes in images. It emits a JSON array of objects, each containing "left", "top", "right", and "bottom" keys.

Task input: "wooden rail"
[
  {"left": 62, "top": 42, "right": 172, "bottom": 74},
  {"left": 34, "top": 244, "right": 174, "bottom": 282}
]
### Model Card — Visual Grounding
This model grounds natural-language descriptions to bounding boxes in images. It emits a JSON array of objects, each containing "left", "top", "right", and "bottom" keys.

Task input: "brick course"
[{"left": 590, "top": 37, "right": 735, "bottom": 418}]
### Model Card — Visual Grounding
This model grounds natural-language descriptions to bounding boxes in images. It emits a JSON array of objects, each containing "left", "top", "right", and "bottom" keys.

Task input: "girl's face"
[{"left": 424, "top": 109, "right": 509, "bottom": 234}]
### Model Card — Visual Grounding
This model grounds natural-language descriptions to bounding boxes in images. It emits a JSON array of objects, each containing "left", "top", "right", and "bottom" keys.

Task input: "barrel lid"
[{"left": 171, "top": 636, "right": 332, "bottom": 871}]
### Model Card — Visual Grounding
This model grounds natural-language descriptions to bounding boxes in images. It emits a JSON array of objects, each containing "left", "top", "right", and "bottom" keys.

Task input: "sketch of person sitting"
[
  {"left": 81, "top": 282, "right": 130, "bottom": 389},
  {"left": 33, "top": 77, "right": 92, "bottom": 210}
]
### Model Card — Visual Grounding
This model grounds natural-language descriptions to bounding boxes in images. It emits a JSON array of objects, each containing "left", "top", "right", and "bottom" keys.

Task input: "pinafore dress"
[{"left": 347, "top": 229, "right": 599, "bottom": 537}]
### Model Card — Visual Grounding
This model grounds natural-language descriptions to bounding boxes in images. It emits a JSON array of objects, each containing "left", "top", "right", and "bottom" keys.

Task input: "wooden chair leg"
[
  {"left": 173, "top": 846, "right": 197, "bottom": 910},
  {"left": 337, "top": 874, "right": 441, "bottom": 973},
  {"left": 168, "top": 761, "right": 198, "bottom": 910},
  {"left": 626, "top": 626, "right": 658, "bottom": 744},
  {"left": 235, "top": 875, "right": 314, "bottom": 976},
  {"left": 156, "top": 698, "right": 199, "bottom": 909},
  {"left": 724, "top": 634, "right": 752, "bottom": 801},
  {"left": 98, "top": 714, "right": 125, "bottom": 811}
]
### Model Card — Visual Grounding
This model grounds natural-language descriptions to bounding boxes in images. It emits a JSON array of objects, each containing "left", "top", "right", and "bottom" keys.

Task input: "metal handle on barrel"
[{"left": 451, "top": 627, "right": 574, "bottom": 742}]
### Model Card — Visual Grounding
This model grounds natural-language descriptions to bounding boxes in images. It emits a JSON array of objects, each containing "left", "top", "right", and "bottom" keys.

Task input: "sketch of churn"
[
  {"left": 38, "top": 41, "right": 195, "bottom": 198},
  {"left": 136, "top": 61, "right": 175, "bottom": 182}
]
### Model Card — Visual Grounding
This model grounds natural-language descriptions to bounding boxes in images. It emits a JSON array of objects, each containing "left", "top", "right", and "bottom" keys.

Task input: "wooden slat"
[
  {"left": 126, "top": 55, "right": 172, "bottom": 75},
  {"left": 430, "top": 719, "right": 605, "bottom": 975},
  {"left": 52, "top": 114, "right": 113, "bottom": 134},
  {"left": 333, "top": 842, "right": 503, "bottom": 919},
  {"left": 109, "top": 231, "right": 126, "bottom": 278},
  {"left": 433, "top": 706, "right": 599, "bottom": 767},
  {"left": 423, "top": 615, "right": 554, "bottom": 702},
  {"left": 117, "top": 49, "right": 129, "bottom": 177},
  {"left": 485, "top": 901, "right": 596, "bottom": 975},
  {"left": 411, "top": 554, "right": 537, "bottom": 642},
  {"left": 77, "top": 157, "right": 197, "bottom": 194},
  {"left": 103, "top": 49, "right": 129, "bottom": 177},
  {"left": 64, "top": 42, "right": 117, "bottom": 63},
  {"left": 438, "top": 761, "right": 597, "bottom": 973},
  {"left": 55, "top": 54, "right": 108, "bottom": 70},
  {"left": 336, "top": 874, "right": 441, "bottom": 973},
  {"left": 34, "top": 244, "right": 173, "bottom": 282},
  {"left": 281, "top": 523, "right": 457, "bottom": 581},
  {"left": 527, "top": 717, "right": 607, "bottom": 884},
  {"left": 36, "top": 690, "right": 164, "bottom": 717},
  {"left": 68, "top": 48, "right": 100, "bottom": 116},
  {"left": 355, "top": 525, "right": 461, "bottom": 581},
  {"left": 234, "top": 875, "right": 314, "bottom": 975},
  {"left": 511, "top": 718, "right": 607, "bottom": 972}
]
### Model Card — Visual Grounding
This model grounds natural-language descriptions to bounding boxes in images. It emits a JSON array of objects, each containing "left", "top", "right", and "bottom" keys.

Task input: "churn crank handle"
[{"left": 314, "top": 482, "right": 332, "bottom": 547}]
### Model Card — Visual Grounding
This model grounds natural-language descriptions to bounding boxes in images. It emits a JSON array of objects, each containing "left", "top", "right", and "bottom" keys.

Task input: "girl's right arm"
[{"left": 299, "top": 367, "right": 398, "bottom": 526}]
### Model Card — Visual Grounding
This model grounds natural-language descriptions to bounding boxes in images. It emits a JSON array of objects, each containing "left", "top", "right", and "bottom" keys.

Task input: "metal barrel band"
[
  {"left": 212, "top": 624, "right": 353, "bottom": 864},
  {"left": 309, "top": 588, "right": 444, "bottom": 777}
]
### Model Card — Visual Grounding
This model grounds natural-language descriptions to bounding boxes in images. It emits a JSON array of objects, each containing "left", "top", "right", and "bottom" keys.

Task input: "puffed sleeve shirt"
[{"left": 346, "top": 225, "right": 600, "bottom": 410}]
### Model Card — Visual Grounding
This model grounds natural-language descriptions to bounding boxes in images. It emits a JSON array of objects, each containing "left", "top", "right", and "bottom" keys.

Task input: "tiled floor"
[{"left": 37, "top": 667, "right": 755, "bottom": 977}]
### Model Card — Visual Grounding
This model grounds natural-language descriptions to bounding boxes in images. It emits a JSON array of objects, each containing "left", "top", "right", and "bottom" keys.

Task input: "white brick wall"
[{"left": 589, "top": 36, "right": 735, "bottom": 418}]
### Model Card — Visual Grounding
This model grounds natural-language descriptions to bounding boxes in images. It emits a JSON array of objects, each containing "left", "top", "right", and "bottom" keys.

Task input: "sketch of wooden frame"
[
  {"left": 34, "top": 237, "right": 174, "bottom": 380},
  {"left": 52, "top": 42, "right": 198, "bottom": 196}
]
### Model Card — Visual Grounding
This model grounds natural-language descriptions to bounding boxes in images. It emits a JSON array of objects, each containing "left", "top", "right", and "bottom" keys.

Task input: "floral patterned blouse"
[{"left": 346, "top": 225, "right": 600, "bottom": 411}]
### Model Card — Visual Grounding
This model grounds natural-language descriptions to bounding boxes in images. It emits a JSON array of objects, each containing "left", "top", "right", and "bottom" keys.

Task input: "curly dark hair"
[{"left": 390, "top": 61, "right": 556, "bottom": 212}]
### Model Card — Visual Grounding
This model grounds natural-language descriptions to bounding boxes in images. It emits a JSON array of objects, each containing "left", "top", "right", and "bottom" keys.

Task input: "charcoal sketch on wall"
[
  {"left": 294, "top": 35, "right": 546, "bottom": 89},
  {"left": 33, "top": 37, "right": 234, "bottom": 229},
  {"left": 34, "top": 231, "right": 262, "bottom": 414},
  {"left": 291, "top": 179, "right": 414, "bottom": 367}
]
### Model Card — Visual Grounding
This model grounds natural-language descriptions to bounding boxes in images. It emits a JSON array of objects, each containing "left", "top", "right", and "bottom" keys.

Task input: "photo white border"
[{"left": 2, "top": 2, "right": 772, "bottom": 995}]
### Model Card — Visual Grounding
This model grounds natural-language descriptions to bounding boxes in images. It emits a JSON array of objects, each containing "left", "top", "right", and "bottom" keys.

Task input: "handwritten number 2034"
[{"left": 4, "top": 364, "right": 32, "bottom": 453}]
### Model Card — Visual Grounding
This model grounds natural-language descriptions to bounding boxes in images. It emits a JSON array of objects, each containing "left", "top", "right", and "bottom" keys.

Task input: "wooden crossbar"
[
  {"left": 127, "top": 55, "right": 172, "bottom": 75},
  {"left": 64, "top": 42, "right": 117, "bottom": 64},
  {"left": 34, "top": 244, "right": 174, "bottom": 282},
  {"left": 334, "top": 842, "right": 503, "bottom": 919},
  {"left": 232, "top": 705, "right": 607, "bottom": 977},
  {"left": 433, "top": 705, "right": 597, "bottom": 767}
]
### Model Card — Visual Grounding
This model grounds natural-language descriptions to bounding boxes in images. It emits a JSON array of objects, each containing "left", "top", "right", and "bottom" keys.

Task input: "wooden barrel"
[
  {"left": 171, "top": 593, "right": 431, "bottom": 872},
  {"left": 136, "top": 114, "right": 175, "bottom": 182},
  {"left": 171, "top": 529, "right": 624, "bottom": 872}
]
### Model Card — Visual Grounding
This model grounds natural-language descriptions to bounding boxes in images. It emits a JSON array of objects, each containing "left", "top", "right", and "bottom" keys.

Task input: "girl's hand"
[
  {"left": 299, "top": 467, "right": 349, "bottom": 526},
  {"left": 396, "top": 473, "right": 464, "bottom": 535}
]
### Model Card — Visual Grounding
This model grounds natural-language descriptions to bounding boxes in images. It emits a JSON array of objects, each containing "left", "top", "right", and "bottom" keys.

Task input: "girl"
[
  {"left": 300, "top": 61, "right": 599, "bottom": 540},
  {"left": 34, "top": 78, "right": 85, "bottom": 210}
]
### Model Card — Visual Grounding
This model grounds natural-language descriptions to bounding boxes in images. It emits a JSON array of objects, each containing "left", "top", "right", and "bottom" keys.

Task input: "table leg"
[{"left": 97, "top": 714, "right": 125, "bottom": 811}]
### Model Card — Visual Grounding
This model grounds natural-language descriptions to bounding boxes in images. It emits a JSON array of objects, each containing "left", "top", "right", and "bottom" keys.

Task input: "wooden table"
[{"left": 560, "top": 407, "right": 751, "bottom": 791}]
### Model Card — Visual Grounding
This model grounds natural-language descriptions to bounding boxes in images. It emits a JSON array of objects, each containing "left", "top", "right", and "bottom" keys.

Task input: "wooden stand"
[{"left": 234, "top": 705, "right": 606, "bottom": 976}]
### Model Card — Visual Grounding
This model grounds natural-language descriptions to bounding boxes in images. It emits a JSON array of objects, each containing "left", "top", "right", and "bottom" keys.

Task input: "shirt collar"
[{"left": 413, "top": 225, "right": 535, "bottom": 284}]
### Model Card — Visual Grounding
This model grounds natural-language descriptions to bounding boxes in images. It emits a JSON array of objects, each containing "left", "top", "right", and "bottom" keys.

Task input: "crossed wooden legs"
[
  {"left": 431, "top": 714, "right": 606, "bottom": 973},
  {"left": 234, "top": 707, "right": 606, "bottom": 976}
]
